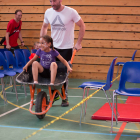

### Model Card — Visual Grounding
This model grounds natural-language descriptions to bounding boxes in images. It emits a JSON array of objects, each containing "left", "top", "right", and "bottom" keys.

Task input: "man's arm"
[
  {"left": 19, "top": 31, "right": 24, "bottom": 46},
  {"left": 75, "top": 18, "right": 85, "bottom": 51},
  {"left": 40, "top": 22, "right": 49, "bottom": 37},
  {"left": 5, "top": 32, "right": 11, "bottom": 49}
]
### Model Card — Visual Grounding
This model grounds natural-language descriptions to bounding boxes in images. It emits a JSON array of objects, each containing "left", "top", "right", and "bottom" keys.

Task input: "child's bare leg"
[
  {"left": 32, "top": 61, "right": 44, "bottom": 83},
  {"left": 50, "top": 62, "right": 58, "bottom": 84}
]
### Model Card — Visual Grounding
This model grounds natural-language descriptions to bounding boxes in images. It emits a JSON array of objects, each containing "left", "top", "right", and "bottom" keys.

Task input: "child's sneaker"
[
  {"left": 53, "top": 94, "right": 60, "bottom": 103},
  {"left": 51, "top": 92, "right": 60, "bottom": 104},
  {"left": 61, "top": 99, "right": 69, "bottom": 107}
]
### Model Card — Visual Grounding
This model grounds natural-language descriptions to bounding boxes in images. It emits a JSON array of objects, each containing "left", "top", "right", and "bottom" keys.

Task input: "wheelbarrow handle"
[{"left": 70, "top": 49, "right": 77, "bottom": 64}]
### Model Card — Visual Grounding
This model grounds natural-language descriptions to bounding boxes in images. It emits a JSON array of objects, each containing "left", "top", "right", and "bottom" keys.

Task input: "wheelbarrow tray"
[{"left": 16, "top": 61, "right": 70, "bottom": 90}]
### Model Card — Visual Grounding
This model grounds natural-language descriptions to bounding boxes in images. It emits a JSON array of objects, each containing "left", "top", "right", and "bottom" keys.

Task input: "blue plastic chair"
[
  {"left": 78, "top": 57, "right": 117, "bottom": 124},
  {"left": 116, "top": 50, "right": 137, "bottom": 77},
  {"left": 14, "top": 50, "right": 26, "bottom": 67},
  {"left": 111, "top": 61, "right": 140, "bottom": 132},
  {"left": 16, "top": 49, "right": 25, "bottom": 53},
  {"left": 4, "top": 51, "right": 27, "bottom": 97},
  {"left": 22, "top": 49, "right": 31, "bottom": 64},
  {"left": 4, "top": 51, "right": 23, "bottom": 73},
  {"left": 4, "top": 50, "right": 22, "bottom": 86},
  {"left": 31, "top": 49, "right": 37, "bottom": 53},
  {"left": 0, "top": 49, "right": 8, "bottom": 57},
  {"left": 0, "top": 52, "right": 18, "bottom": 100}
]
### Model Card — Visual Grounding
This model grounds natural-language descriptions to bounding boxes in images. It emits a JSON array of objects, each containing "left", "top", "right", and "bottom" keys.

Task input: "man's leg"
[{"left": 55, "top": 48, "right": 72, "bottom": 107}]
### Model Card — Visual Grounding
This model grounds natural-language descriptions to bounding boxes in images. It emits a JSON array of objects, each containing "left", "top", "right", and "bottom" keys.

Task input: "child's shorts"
[{"left": 39, "top": 68, "right": 50, "bottom": 78}]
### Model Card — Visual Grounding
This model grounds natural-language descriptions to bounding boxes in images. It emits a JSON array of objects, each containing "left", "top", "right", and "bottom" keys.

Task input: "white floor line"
[
  {"left": 69, "top": 96, "right": 127, "bottom": 100},
  {"left": 4, "top": 92, "right": 127, "bottom": 100},
  {"left": 6, "top": 92, "right": 30, "bottom": 94},
  {"left": 0, "top": 102, "right": 31, "bottom": 118}
]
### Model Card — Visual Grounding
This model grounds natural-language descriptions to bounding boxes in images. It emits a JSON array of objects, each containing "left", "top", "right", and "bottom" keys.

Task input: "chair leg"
[
  {"left": 116, "top": 95, "right": 118, "bottom": 125},
  {"left": 111, "top": 91, "right": 118, "bottom": 133},
  {"left": 1, "top": 78, "right": 7, "bottom": 104},
  {"left": 5, "top": 76, "right": 9, "bottom": 87},
  {"left": 108, "top": 90, "right": 120, "bottom": 116},
  {"left": 10, "top": 77, "right": 13, "bottom": 86},
  {"left": 103, "top": 89, "right": 117, "bottom": 121},
  {"left": 10, "top": 77, "right": 14, "bottom": 92},
  {"left": 80, "top": 88, "right": 86, "bottom": 125},
  {"left": 84, "top": 88, "right": 89, "bottom": 118},
  {"left": 13, "top": 76, "right": 18, "bottom": 101},
  {"left": 111, "top": 92, "right": 115, "bottom": 133},
  {"left": 23, "top": 84, "right": 27, "bottom": 97}
]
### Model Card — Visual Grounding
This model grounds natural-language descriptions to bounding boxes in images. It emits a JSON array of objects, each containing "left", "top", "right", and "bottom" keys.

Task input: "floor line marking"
[
  {"left": 114, "top": 122, "right": 127, "bottom": 140},
  {"left": 0, "top": 102, "right": 30, "bottom": 117},
  {"left": 0, "top": 125, "right": 140, "bottom": 138},
  {"left": 135, "top": 124, "right": 140, "bottom": 132},
  {"left": 0, "top": 99, "right": 35, "bottom": 118},
  {"left": 3, "top": 92, "right": 127, "bottom": 100},
  {"left": 46, "top": 114, "right": 140, "bottom": 132}
]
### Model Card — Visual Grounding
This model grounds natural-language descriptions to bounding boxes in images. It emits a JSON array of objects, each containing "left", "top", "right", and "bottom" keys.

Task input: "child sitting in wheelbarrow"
[{"left": 23, "top": 35, "right": 72, "bottom": 85}]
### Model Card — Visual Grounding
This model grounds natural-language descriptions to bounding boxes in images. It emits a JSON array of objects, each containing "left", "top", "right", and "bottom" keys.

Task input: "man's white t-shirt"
[{"left": 44, "top": 6, "right": 81, "bottom": 49}]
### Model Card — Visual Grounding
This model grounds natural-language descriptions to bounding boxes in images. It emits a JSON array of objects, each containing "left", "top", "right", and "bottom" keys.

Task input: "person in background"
[
  {"left": 4, "top": 9, "right": 24, "bottom": 54},
  {"left": 33, "top": 42, "right": 40, "bottom": 50},
  {"left": 30, "top": 42, "right": 40, "bottom": 62},
  {"left": 40, "top": 0, "right": 85, "bottom": 107}
]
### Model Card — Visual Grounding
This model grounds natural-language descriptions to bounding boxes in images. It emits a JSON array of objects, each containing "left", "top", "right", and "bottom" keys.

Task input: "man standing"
[
  {"left": 40, "top": 0, "right": 85, "bottom": 106},
  {"left": 4, "top": 10, "right": 24, "bottom": 54}
]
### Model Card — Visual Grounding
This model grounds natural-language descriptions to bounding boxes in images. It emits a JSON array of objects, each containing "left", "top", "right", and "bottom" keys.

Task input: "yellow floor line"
[{"left": 46, "top": 114, "right": 140, "bottom": 132}]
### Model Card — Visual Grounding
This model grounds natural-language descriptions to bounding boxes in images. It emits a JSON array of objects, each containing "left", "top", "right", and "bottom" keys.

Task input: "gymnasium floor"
[{"left": 0, "top": 78, "right": 140, "bottom": 140}]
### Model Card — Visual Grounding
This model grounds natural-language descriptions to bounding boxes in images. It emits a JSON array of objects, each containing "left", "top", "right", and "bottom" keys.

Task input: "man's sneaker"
[{"left": 61, "top": 99, "right": 69, "bottom": 107}]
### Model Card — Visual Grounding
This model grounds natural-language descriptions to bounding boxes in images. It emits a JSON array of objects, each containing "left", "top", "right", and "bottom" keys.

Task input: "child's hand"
[
  {"left": 67, "top": 67, "right": 72, "bottom": 73},
  {"left": 23, "top": 65, "right": 28, "bottom": 72}
]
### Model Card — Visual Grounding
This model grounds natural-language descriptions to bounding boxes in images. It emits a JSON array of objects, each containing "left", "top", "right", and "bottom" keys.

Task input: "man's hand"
[
  {"left": 6, "top": 44, "right": 11, "bottom": 49},
  {"left": 74, "top": 43, "right": 82, "bottom": 52},
  {"left": 67, "top": 67, "right": 72, "bottom": 73}
]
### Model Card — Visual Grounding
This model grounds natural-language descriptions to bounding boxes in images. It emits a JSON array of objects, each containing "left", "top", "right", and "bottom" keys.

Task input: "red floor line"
[{"left": 114, "top": 122, "right": 127, "bottom": 140}]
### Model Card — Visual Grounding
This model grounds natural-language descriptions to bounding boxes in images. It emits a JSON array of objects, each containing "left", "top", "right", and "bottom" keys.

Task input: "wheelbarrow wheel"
[{"left": 35, "top": 91, "right": 49, "bottom": 119}]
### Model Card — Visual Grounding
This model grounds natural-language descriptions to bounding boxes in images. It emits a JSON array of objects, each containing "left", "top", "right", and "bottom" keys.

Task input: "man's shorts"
[{"left": 54, "top": 48, "right": 73, "bottom": 62}]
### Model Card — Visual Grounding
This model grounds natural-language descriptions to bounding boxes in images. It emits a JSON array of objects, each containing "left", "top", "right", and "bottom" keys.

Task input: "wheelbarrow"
[{"left": 16, "top": 50, "right": 76, "bottom": 119}]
